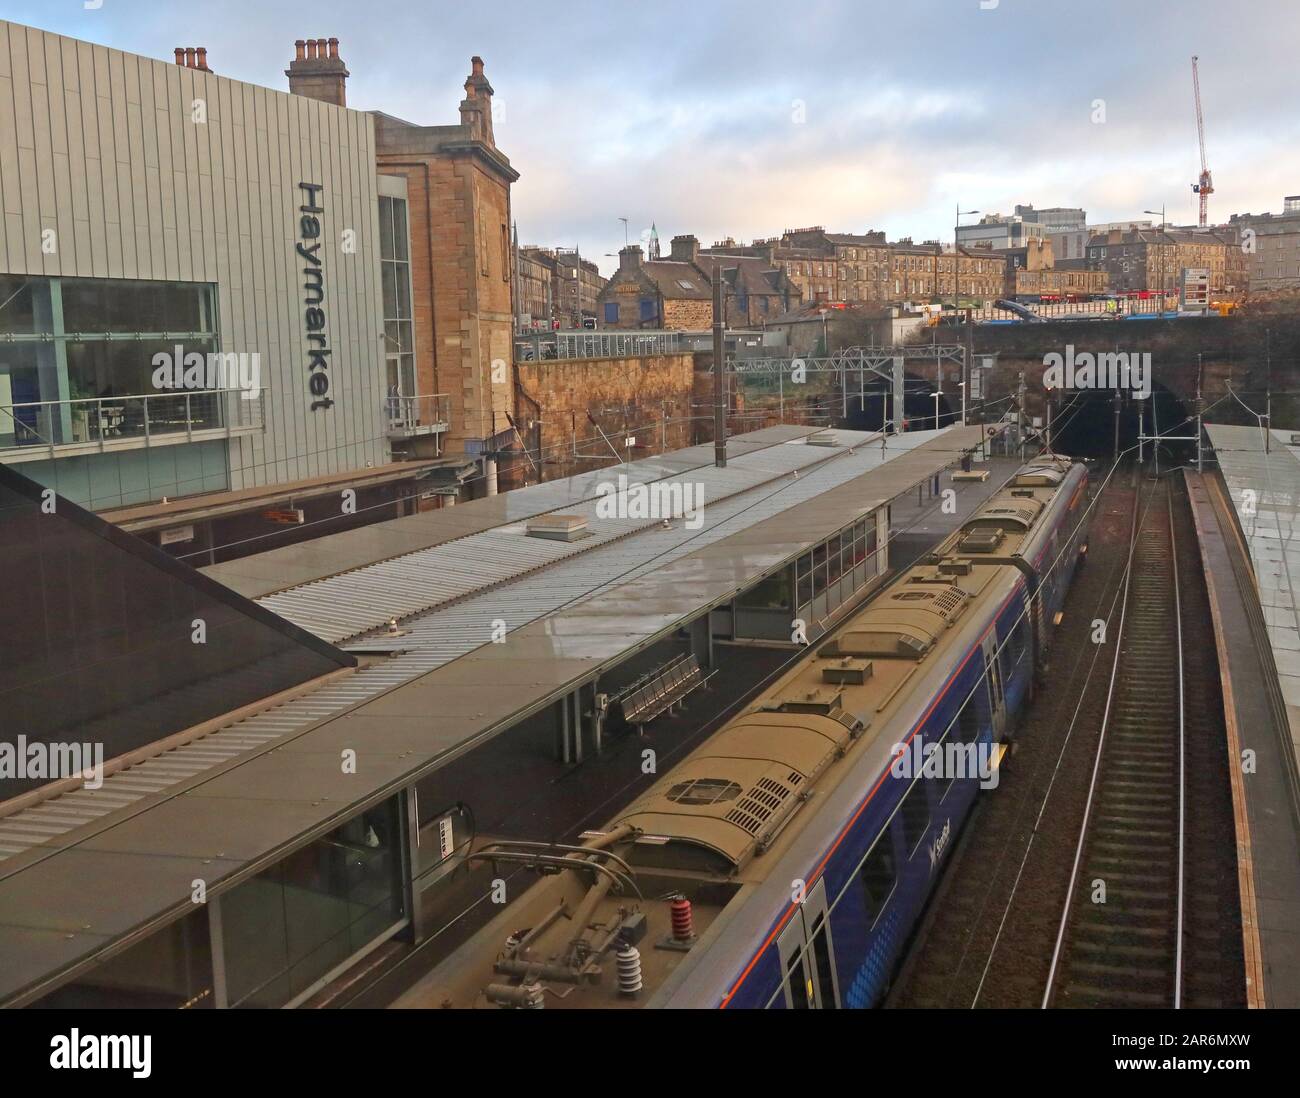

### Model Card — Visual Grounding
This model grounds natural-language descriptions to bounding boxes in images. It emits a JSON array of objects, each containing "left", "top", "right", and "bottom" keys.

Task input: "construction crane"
[{"left": 1191, "top": 55, "right": 1214, "bottom": 227}]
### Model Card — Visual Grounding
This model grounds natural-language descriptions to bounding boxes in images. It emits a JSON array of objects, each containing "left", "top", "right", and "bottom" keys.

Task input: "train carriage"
[{"left": 419, "top": 455, "right": 1091, "bottom": 1010}]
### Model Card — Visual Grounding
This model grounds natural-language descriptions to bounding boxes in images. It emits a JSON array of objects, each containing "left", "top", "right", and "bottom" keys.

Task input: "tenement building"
[{"left": 1229, "top": 197, "right": 1300, "bottom": 292}]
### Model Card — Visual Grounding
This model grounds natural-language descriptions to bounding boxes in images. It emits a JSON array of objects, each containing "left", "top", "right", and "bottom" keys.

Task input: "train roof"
[{"left": 416, "top": 456, "right": 1087, "bottom": 1008}]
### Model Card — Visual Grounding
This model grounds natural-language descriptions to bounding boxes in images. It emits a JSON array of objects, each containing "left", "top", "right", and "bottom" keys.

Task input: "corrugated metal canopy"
[
  {"left": 201, "top": 426, "right": 815, "bottom": 600},
  {"left": 252, "top": 426, "right": 906, "bottom": 644},
  {"left": 0, "top": 425, "right": 983, "bottom": 1004}
]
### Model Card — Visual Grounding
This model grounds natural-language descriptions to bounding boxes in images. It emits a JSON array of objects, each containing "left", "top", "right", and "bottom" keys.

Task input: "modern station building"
[{"left": 0, "top": 20, "right": 518, "bottom": 562}]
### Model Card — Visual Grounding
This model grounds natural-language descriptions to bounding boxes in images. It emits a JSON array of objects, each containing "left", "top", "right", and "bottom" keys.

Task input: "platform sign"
[
  {"left": 159, "top": 524, "right": 194, "bottom": 546},
  {"left": 1180, "top": 267, "right": 1210, "bottom": 310},
  {"left": 438, "top": 816, "right": 455, "bottom": 860}
]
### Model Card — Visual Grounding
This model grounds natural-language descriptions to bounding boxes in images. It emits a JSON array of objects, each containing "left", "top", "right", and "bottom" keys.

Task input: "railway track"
[
  {"left": 890, "top": 464, "right": 1243, "bottom": 1010},
  {"left": 1044, "top": 475, "right": 1186, "bottom": 1007}
]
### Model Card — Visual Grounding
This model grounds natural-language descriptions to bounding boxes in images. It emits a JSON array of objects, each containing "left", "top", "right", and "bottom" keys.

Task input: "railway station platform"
[
  {"left": 1189, "top": 423, "right": 1300, "bottom": 1007},
  {"left": 0, "top": 422, "right": 994, "bottom": 1009}
]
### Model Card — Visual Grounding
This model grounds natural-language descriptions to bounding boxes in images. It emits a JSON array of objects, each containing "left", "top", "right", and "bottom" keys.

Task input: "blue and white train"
[{"left": 422, "top": 454, "right": 1090, "bottom": 1009}]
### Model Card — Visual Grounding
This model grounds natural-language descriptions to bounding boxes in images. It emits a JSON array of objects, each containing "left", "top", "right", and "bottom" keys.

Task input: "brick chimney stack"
[
  {"left": 619, "top": 245, "right": 644, "bottom": 272},
  {"left": 458, "top": 56, "right": 496, "bottom": 148},
  {"left": 286, "top": 37, "right": 349, "bottom": 107},
  {"left": 173, "top": 47, "right": 212, "bottom": 73},
  {"left": 669, "top": 234, "right": 700, "bottom": 264}
]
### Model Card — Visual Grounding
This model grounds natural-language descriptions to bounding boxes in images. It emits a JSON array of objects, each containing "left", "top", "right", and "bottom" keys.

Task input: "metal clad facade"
[{"left": 0, "top": 20, "right": 387, "bottom": 491}]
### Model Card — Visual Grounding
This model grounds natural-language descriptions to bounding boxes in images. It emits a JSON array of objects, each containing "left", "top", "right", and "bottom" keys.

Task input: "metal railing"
[
  {"left": 385, "top": 392, "right": 450, "bottom": 434},
  {"left": 514, "top": 329, "right": 689, "bottom": 362},
  {"left": 971, "top": 294, "right": 1179, "bottom": 321},
  {"left": 0, "top": 387, "right": 266, "bottom": 459}
]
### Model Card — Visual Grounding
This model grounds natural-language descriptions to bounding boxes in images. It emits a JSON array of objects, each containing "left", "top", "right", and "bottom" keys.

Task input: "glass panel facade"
[
  {"left": 792, "top": 515, "right": 882, "bottom": 624},
  {"left": 221, "top": 799, "right": 406, "bottom": 1008},
  {"left": 0, "top": 275, "right": 218, "bottom": 449},
  {"left": 378, "top": 196, "right": 416, "bottom": 411},
  {"left": 31, "top": 907, "right": 214, "bottom": 1009}
]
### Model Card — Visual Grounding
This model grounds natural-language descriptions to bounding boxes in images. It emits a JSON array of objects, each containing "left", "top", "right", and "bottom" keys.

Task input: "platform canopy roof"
[{"left": 0, "top": 424, "right": 984, "bottom": 1005}]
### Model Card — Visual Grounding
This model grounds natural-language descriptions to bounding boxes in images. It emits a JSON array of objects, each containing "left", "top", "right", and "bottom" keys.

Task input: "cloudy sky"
[{"left": 10, "top": 0, "right": 1300, "bottom": 275}]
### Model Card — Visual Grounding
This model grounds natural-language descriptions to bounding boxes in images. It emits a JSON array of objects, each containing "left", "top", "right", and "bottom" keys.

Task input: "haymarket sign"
[{"left": 297, "top": 181, "right": 333, "bottom": 411}]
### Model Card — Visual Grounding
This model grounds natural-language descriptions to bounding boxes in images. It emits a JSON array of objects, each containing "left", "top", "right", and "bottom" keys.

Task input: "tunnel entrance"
[
  {"left": 1050, "top": 381, "right": 1195, "bottom": 464},
  {"left": 844, "top": 372, "right": 957, "bottom": 433}
]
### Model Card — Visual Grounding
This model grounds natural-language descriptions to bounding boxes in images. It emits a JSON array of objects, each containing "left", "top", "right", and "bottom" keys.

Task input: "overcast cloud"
[{"left": 9, "top": 0, "right": 1300, "bottom": 275}]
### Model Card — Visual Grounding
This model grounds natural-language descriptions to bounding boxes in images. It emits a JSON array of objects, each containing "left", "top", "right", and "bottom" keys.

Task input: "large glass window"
[
  {"left": 221, "top": 798, "right": 406, "bottom": 1008},
  {"left": 738, "top": 568, "right": 791, "bottom": 612},
  {"left": 0, "top": 275, "right": 218, "bottom": 449},
  {"left": 379, "top": 196, "right": 416, "bottom": 406}
]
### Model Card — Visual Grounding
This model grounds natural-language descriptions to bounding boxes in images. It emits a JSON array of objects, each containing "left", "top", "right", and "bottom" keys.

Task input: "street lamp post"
[
  {"left": 1144, "top": 206, "right": 1167, "bottom": 312},
  {"left": 954, "top": 206, "right": 979, "bottom": 312}
]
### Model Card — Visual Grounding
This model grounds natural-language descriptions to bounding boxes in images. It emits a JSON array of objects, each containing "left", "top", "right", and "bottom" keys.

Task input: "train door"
[
  {"left": 776, "top": 878, "right": 841, "bottom": 1009},
  {"left": 982, "top": 633, "right": 1008, "bottom": 740}
]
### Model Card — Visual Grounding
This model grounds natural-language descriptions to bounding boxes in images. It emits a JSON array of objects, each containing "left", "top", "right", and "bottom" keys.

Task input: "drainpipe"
[{"left": 514, "top": 362, "right": 544, "bottom": 479}]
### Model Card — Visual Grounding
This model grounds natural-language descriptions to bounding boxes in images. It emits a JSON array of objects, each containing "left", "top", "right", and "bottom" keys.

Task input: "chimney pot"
[
  {"left": 287, "top": 36, "right": 349, "bottom": 107},
  {"left": 185, "top": 48, "right": 196, "bottom": 68},
  {"left": 174, "top": 48, "right": 185, "bottom": 65},
  {"left": 196, "top": 47, "right": 208, "bottom": 71}
]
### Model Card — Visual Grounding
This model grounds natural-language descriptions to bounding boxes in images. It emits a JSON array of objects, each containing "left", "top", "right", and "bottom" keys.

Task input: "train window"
[
  {"left": 785, "top": 948, "right": 811, "bottom": 1009},
  {"left": 899, "top": 782, "right": 929, "bottom": 855},
  {"left": 957, "top": 694, "right": 982, "bottom": 744},
  {"left": 932, "top": 749, "right": 955, "bottom": 803},
  {"left": 860, "top": 835, "right": 897, "bottom": 925},
  {"left": 1006, "top": 617, "right": 1030, "bottom": 674},
  {"left": 808, "top": 913, "right": 838, "bottom": 1009}
]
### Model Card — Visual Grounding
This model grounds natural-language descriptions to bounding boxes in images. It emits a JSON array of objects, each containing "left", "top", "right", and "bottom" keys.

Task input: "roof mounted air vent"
[
  {"left": 822, "top": 657, "right": 873, "bottom": 685},
  {"left": 820, "top": 630, "right": 933, "bottom": 660},
  {"left": 526, "top": 514, "right": 591, "bottom": 541},
  {"left": 806, "top": 431, "right": 838, "bottom": 447},
  {"left": 1013, "top": 468, "right": 1065, "bottom": 487},
  {"left": 959, "top": 528, "right": 1006, "bottom": 553},
  {"left": 666, "top": 778, "right": 743, "bottom": 806},
  {"left": 762, "top": 686, "right": 844, "bottom": 714}
]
